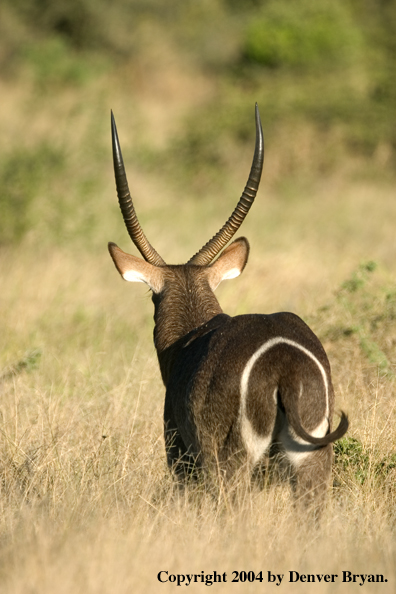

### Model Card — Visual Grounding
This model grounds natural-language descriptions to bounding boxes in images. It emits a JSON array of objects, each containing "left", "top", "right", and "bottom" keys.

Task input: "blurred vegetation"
[
  {"left": 0, "top": 0, "right": 395, "bottom": 244},
  {"left": 334, "top": 436, "right": 396, "bottom": 488},
  {"left": 315, "top": 261, "right": 396, "bottom": 378},
  {"left": 0, "top": 144, "right": 65, "bottom": 245},
  {"left": 243, "top": 0, "right": 362, "bottom": 71},
  {"left": 0, "top": 349, "right": 41, "bottom": 382}
]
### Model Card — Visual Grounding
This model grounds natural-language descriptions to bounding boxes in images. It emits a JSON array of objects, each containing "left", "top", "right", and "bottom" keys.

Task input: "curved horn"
[
  {"left": 111, "top": 111, "right": 165, "bottom": 266},
  {"left": 188, "top": 104, "right": 264, "bottom": 266}
]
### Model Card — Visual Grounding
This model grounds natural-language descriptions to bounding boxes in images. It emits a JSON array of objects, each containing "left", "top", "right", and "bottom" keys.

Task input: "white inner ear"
[
  {"left": 209, "top": 267, "right": 241, "bottom": 291},
  {"left": 221, "top": 267, "right": 241, "bottom": 280},
  {"left": 122, "top": 267, "right": 163, "bottom": 293},
  {"left": 207, "top": 237, "right": 249, "bottom": 291},
  {"left": 122, "top": 269, "right": 147, "bottom": 283}
]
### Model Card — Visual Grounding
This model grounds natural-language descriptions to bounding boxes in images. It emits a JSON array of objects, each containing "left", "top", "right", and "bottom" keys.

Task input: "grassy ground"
[
  {"left": 1, "top": 232, "right": 396, "bottom": 592},
  {"left": 1, "top": 10, "right": 396, "bottom": 590}
]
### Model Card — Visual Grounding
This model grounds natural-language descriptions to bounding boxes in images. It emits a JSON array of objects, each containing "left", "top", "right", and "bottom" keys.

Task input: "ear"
[
  {"left": 206, "top": 237, "right": 250, "bottom": 290},
  {"left": 108, "top": 242, "right": 164, "bottom": 294}
]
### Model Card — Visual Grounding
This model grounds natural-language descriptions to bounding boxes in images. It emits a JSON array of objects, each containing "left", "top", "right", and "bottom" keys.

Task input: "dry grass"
[
  {"left": 0, "top": 364, "right": 394, "bottom": 594},
  {"left": 1, "top": 200, "right": 396, "bottom": 591}
]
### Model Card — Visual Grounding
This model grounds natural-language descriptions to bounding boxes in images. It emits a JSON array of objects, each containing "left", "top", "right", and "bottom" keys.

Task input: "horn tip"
[
  {"left": 111, "top": 110, "right": 117, "bottom": 133},
  {"left": 111, "top": 111, "right": 121, "bottom": 159},
  {"left": 254, "top": 103, "right": 264, "bottom": 155},
  {"left": 254, "top": 103, "right": 262, "bottom": 127}
]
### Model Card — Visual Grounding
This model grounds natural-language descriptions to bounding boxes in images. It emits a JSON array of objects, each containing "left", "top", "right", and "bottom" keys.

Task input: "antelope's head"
[{"left": 108, "top": 106, "right": 264, "bottom": 350}]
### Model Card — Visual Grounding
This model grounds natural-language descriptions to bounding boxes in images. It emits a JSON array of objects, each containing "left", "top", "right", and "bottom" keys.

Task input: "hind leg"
[
  {"left": 164, "top": 398, "right": 200, "bottom": 482},
  {"left": 164, "top": 423, "right": 200, "bottom": 481},
  {"left": 276, "top": 406, "right": 333, "bottom": 517},
  {"left": 287, "top": 444, "right": 333, "bottom": 517}
]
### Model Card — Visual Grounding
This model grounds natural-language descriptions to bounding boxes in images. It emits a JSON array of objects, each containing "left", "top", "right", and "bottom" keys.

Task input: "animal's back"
[{"left": 165, "top": 312, "right": 333, "bottom": 473}]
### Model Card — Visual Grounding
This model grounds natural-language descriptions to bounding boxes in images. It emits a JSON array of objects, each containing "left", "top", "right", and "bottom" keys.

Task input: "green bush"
[
  {"left": 335, "top": 436, "right": 396, "bottom": 487},
  {"left": 243, "top": 0, "right": 363, "bottom": 71},
  {"left": 318, "top": 262, "right": 396, "bottom": 378}
]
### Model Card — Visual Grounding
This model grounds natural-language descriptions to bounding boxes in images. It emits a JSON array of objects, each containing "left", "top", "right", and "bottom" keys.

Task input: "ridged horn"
[
  {"left": 111, "top": 111, "right": 165, "bottom": 267},
  {"left": 188, "top": 103, "right": 264, "bottom": 266}
]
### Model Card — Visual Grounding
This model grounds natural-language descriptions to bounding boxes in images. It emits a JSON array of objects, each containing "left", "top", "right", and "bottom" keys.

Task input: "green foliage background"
[{"left": 0, "top": 0, "right": 395, "bottom": 245}]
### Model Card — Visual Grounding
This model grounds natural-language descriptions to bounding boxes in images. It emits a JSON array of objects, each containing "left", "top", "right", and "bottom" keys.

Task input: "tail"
[
  {"left": 290, "top": 410, "right": 348, "bottom": 446},
  {"left": 279, "top": 389, "right": 348, "bottom": 446}
]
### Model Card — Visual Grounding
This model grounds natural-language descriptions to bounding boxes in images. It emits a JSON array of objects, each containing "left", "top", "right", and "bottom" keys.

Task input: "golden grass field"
[{"left": 1, "top": 49, "right": 396, "bottom": 593}]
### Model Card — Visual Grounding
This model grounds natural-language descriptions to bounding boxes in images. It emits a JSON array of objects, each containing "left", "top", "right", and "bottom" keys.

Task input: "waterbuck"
[{"left": 108, "top": 105, "right": 348, "bottom": 511}]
